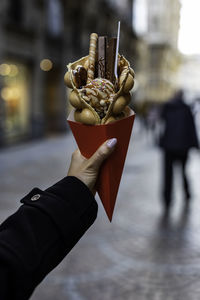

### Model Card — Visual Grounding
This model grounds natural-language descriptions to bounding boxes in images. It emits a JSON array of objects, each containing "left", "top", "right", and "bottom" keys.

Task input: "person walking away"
[{"left": 159, "top": 89, "right": 199, "bottom": 212}]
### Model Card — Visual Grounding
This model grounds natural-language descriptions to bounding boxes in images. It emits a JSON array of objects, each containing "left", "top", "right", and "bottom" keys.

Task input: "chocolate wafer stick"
[
  {"left": 106, "top": 37, "right": 117, "bottom": 85},
  {"left": 98, "top": 36, "right": 107, "bottom": 78}
]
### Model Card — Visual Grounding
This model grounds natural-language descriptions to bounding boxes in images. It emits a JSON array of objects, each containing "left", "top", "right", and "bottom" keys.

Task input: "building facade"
[
  {"left": 145, "top": 0, "right": 181, "bottom": 102},
  {"left": 0, "top": 0, "right": 69, "bottom": 146},
  {"left": 132, "top": 0, "right": 182, "bottom": 106}
]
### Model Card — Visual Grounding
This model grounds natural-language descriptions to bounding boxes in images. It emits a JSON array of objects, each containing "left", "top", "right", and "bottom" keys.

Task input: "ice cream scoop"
[{"left": 80, "top": 78, "right": 115, "bottom": 119}]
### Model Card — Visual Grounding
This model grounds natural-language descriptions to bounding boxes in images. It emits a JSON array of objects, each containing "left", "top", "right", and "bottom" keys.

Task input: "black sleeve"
[{"left": 0, "top": 176, "right": 98, "bottom": 300}]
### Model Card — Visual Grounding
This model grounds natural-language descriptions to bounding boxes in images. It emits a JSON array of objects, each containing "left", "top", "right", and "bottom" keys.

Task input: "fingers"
[
  {"left": 71, "top": 149, "right": 86, "bottom": 162},
  {"left": 67, "top": 149, "right": 84, "bottom": 177},
  {"left": 88, "top": 138, "right": 117, "bottom": 170},
  {"left": 67, "top": 139, "right": 117, "bottom": 192},
  {"left": 71, "top": 149, "right": 80, "bottom": 159}
]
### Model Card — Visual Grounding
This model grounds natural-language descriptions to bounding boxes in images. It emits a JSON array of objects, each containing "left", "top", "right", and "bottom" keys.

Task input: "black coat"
[
  {"left": 159, "top": 98, "right": 199, "bottom": 152},
  {"left": 0, "top": 176, "right": 97, "bottom": 300}
]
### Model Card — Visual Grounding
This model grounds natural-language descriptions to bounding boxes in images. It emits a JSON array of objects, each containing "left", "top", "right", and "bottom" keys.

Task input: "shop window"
[{"left": 0, "top": 62, "right": 30, "bottom": 141}]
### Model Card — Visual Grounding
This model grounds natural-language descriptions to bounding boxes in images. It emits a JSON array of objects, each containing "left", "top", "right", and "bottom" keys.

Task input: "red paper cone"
[{"left": 67, "top": 108, "right": 135, "bottom": 221}]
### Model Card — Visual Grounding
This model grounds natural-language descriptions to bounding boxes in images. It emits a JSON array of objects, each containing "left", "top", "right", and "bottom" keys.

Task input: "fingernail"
[{"left": 107, "top": 138, "right": 117, "bottom": 148}]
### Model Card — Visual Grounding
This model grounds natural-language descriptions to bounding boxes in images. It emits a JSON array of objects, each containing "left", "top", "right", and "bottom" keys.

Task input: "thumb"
[{"left": 88, "top": 138, "right": 117, "bottom": 170}]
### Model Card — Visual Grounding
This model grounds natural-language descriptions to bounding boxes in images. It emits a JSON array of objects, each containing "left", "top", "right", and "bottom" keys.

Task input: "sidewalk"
[{"left": 0, "top": 123, "right": 200, "bottom": 300}]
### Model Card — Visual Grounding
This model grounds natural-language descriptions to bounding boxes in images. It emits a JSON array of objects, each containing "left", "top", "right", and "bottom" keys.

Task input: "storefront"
[{"left": 0, "top": 61, "right": 31, "bottom": 144}]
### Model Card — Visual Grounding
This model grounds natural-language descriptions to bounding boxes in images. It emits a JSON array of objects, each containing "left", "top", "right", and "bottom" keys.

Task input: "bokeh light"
[
  {"left": 40, "top": 59, "right": 53, "bottom": 71},
  {"left": 1, "top": 87, "right": 13, "bottom": 100},
  {"left": 9, "top": 65, "right": 19, "bottom": 77},
  {"left": 1, "top": 87, "right": 20, "bottom": 101},
  {"left": 0, "top": 64, "right": 11, "bottom": 76}
]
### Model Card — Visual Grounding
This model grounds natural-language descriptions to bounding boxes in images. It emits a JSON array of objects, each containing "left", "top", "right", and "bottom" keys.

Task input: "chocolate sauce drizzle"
[{"left": 98, "top": 57, "right": 106, "bottom": 78}]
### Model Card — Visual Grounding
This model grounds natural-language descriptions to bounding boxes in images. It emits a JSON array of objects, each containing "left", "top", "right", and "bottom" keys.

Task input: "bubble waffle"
[{"left": 64, "top": 33, "right": 135, "bottom": 125}]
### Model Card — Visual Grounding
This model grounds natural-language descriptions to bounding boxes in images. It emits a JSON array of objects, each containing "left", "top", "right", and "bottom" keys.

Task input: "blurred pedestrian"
[
  {"left": 159, "top": 89, "right": 199, "bottom": 212},
  {"left": 146, "top": 104, "right": 160, "bottom": 144},
  {"left": 0, "top": 138, "right": 117, "bottom": 300}
]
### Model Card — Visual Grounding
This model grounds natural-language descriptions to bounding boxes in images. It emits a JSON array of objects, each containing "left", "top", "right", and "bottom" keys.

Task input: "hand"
[{"left": 67, "top": 138, "right": 117, "bottom": 194}]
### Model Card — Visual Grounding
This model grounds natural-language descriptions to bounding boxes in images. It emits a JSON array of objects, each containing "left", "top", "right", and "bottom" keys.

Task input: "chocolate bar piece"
[
  {"left": 97, "top": 36, "right": 107, "bottom": 78},
  {"left": 78, "top": 66, "right": 87, "bottom": 86},
  {"left": 106, "top": 37, "right": 117, "bottom": 84},
  {"left": 73, "top": 66, "right": 87, "bottom": 88}
]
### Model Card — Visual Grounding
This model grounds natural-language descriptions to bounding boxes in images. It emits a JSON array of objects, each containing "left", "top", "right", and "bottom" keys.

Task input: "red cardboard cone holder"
[{"left": 67, "top": 108, "right": 135, "bottom": 221}]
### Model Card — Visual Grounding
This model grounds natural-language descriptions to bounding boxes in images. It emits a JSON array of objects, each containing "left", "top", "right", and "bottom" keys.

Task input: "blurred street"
[
  {"left": 1, "top": 1, "right": 200, "bottom": 299},
  {"left": 1, "top": 120, "right": 200, "bottom": 300}
]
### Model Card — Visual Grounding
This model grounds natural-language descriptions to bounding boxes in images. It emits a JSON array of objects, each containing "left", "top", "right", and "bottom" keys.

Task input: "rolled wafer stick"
[{"left": 87, "top": 33, "right": 98, "bottom": 83}]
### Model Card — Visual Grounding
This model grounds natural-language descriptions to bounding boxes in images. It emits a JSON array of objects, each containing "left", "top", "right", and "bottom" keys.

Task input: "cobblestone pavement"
[{"left": 0, "top": 123, "right": 200, "bottom": 300}]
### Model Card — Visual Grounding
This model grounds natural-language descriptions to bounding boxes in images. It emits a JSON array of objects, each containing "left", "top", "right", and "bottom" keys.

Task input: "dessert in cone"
[
  {"left": 68, "top": 108, "right": 135, "bottom": 221},
  {"left": 65, "top": 27, "right": 135, "bottom": 221}
]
